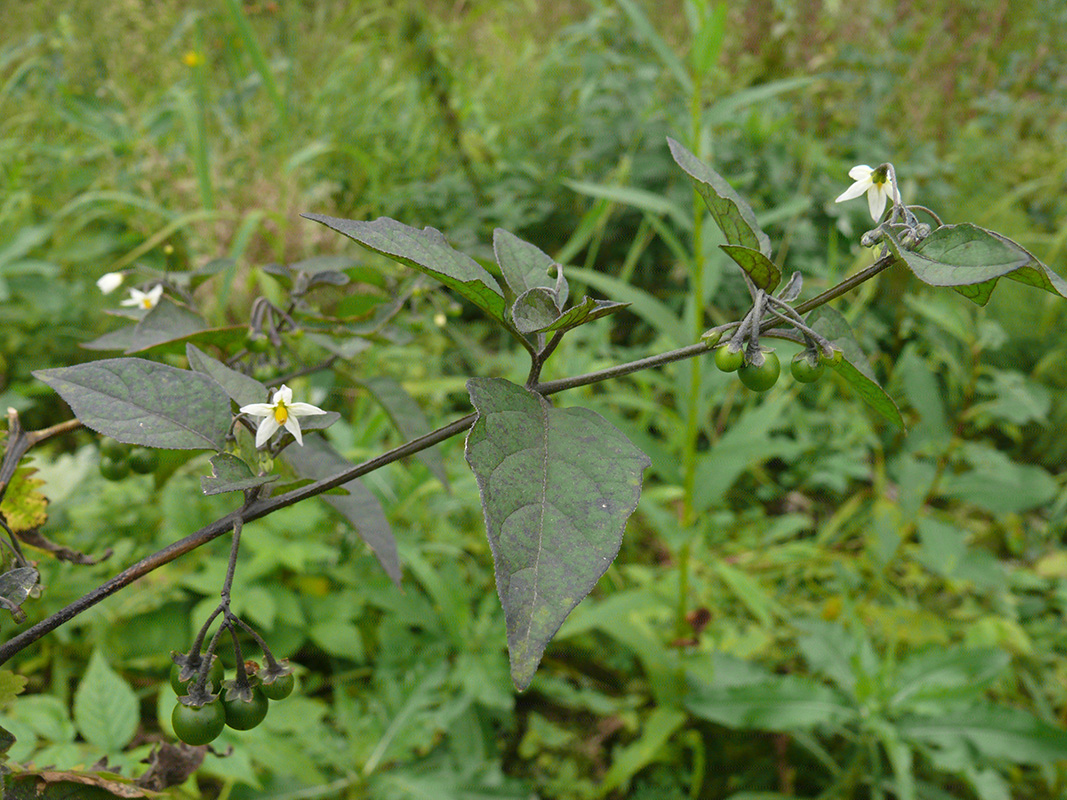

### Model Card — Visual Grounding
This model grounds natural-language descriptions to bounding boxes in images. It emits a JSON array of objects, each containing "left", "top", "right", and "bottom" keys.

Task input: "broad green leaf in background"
[
  {"left": 494, "top": 228, "right": 567, "bottom": 302},
  {"left": 667, "top": 137, "right": 772, "bottom": 257},
  {"left": 887, "top": 224, "right": 1067, "bottom": 306},
  {"left": 359, "top": 376, "right": 450, "bottom": 489},
  {"left": 597, "top": 707, "right": 687, "bottom": 797},
  {"left": 187, "top": 343, "right": 267, "bottom": 408},
  {"left": 72, "top": 651, "right": 138, "bottom": 753},
  {"left": 34, "top": 358, "right": 232, "bottom": 450},
  {"left": 719, "top": 244, "right": 782, "bottom": 292},
  {"left": 464, "top": 378, "right": 650, "bottom": 690},
  {"left": 898, "top": 706, "right": 1067, "bottom": 764},
  {"left": 303, "top": 214, "right": 507, "bottom": 323},
  {"left": 200, "top": 453, "right": 277, "bottom": 496},
  {"left": 0, "top": 671, "right": 28, "bottom": 706},
  {"left": 807, "top": 306, "right": 905, "bottom": 429},
  {"left": 284, "top": 435, "right": 400, "bottom": 586},
  {"left": 686, "top": 674, "right": 856, "bottom": 731}
]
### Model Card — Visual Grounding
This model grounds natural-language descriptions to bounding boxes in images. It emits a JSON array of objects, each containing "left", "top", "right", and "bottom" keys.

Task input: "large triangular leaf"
[
  {"left": 464, "top": 378, "right": 650, "bottom": 690},
  {"left": 186, "top": 343, "right": 267, "bottom": 408},
  {"left": 667, "top": 137, "right": 771, "bottom": 257},
  {"left": 807, "top": 307, "right": 905, "bottom": 430},
  {"left": 284, "top": 436, "right": 400, "bottom": 586},
  {"left": 303, "top": 214, "right": 507, "bottom": 323},
  {"left": 887, "top": 224, "right": 1066, "bottom": 306},
  {"left": 34, "top": 358, "right": 231, "bottom": 450}
]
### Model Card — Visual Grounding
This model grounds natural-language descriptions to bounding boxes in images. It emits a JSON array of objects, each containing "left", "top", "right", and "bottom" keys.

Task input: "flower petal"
[
  {"left": 867, "top": 185, "right": 889, "bottom": 221},
  {"left": 146, "top": 284, "right": 164, "bottom": 304},
  {"left": 282, "top": 416, "right": 304, "bottom": 445},
  {"left": 273, "top": 385, "right": 294, "bottom": 405},
  {"left": 96, "top": 273, "right": 124, "bottom": 294},
  {"left": 848, "top": 165, "right": 874, "bottom": 181},
  {"left": 286, "top": 402, "right": 326, "bottom": 417},
  {"left": 835, "top": 179, "right": 872, "bottom": 203},
  {"left": 239, "top": 402, "right": 275, "bottom": 417},
  {"left": 255, "top": 416, "right": 281, "bottom": 448}
]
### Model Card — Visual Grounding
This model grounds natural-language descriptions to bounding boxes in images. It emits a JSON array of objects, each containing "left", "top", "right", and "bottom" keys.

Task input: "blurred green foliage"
[{"left": 1, "top": 0, "right": 1066, "bottom": 797}]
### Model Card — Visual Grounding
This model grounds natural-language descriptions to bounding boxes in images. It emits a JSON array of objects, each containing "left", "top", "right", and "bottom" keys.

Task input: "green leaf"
[
  {"left": 512, "top": 287, "right": 563, "bottom": 334},
  {"left": 0, "top": 567, "right": 38, "bottom": 621},
  {"left": 563, "top": 179, "right": 691, "bottom": 231},
  {"left": 535, "top": 296, "right": 630, "bottom": 334},
  {"left": 891, "top": 647, "right": 1009, "bottom": 710},
  {"left": 186, "top": 343, "right": 267, "bottom": 408},
  {"left": 597, "top": 707, "right": 687, "bottom": 796},
  {"left": 200, "top": 453, "right": 277, "bottom": 496},
  {"left": 283, "top": 436, "right": 400, "bottom": 586},
  {"left": 34, "top": 358, "right": 231, "bottom": 450},
  {"left": 887, "top": 224, "right": 1066, "bottom": 306},
  {"left": 72, "top": 651, "right": 138, "bottom": 753},
  {"left": 494, "top": 228, "right": 567, "bottom": 303},
  {"left": 464, "top": 378, "right": 650, "bottom": 690},
  {"left": 807, "top": 306, "right": 905, "bottom": 429},
  {"left": 0, "top": 466, "right": 48, "bottom": 533},
  {"left": 0, "top": 670, "right": 28, "bottom": 706},
  {"left": 359, "top": 376, "right": 450, "bottom": 489},
  {"left": 667, "top": 137, "right": 772, "bottom": 257},
  {"left": 686, "top": 674, "right": 856, "bottom": 731},
  {"left": 898, "top": 706, "right": 1067, "bottom": 764},
  {"left": 719, "top": 244, "right": 782, "bottom": 292},
  {"left": 303, "top": 214, "right": 507, "bottom": 322}
]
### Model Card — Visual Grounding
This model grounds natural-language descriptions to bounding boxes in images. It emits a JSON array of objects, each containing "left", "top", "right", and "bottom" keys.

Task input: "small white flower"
[
  {"left": 120, "top": 284, "right": 164, "bottom": 310},
  {"left": 239, "top": 384, "right": 326, "bottom": 448},
  {"left": 835, "top": 164, "right": 901, "bottom": 221},
  {"left": 96, "top": 272, "right": 125, "bottom": 294}
]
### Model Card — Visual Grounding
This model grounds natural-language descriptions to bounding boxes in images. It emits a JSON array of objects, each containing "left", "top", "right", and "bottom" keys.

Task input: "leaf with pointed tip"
[
  {"left": 886, "top": 224, "right": 1065, "bottom": 306},
  {"left": 284, "top": 436, "right": 400, "bottom": 585},
  {"left": 359, "top": 376, "right": 450, "bottom": 489},
  {"left": 201, "top": 453, "right": 277, "bottom": 495},
  {"left": 34, "top": 358, "right": 231, "bottom": 450},
  {"left": 807, "top": 307, "right": 905, "bottom": 430},
  {"left": 667, "top": 137, "right": 771, "bottom": 257},
  {"left": 494, "top": 228, "right": 567, "bottom": 304},
  {"left": 464, "top": 378, "right": 650, "bottom": 690},
  {"left": 512, "top": 287, "right": 563, "bottom": 333},
  {"left": 534, "top": 296, "right": 630, "bottom": 334},
  {"left": 778, "top": 271, "right": 803, "bottom": 302},
  {"left": 186, "top": 344, "right": 268, "bottom": 408},
  {"left": 719, "top": 244, "right": 781, "bottom": 292},
  {"left": 303, "top": 213, "right": 506, "bottom": 322}
]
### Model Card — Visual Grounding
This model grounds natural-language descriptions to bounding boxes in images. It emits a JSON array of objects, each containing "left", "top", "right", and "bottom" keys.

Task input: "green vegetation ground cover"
[{"left": 1, "top": 0, "right": 1066, "bottom": 797}]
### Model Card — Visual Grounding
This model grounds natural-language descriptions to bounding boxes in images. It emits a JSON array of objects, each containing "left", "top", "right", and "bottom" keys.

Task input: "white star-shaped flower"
[
  {"left": 835, "top": 164, "right": 901, "bottom": 221},
  {"left": 239, "top": 384, "right": 326, "bottom": 448},
  {"left": 96, "top": 272, "right": 125, "bottom": 294},
  {"left": 120, "top": 284, "right": 164, "bottom": 310}
]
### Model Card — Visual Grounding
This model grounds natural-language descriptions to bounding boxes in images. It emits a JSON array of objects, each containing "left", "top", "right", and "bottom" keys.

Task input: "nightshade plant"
[{"left": 0, "top": 138, "right": 1064, "bottom": 752}]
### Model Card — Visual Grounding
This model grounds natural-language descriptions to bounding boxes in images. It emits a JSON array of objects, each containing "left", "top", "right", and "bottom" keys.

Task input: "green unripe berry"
[
  {"left": 172, "top": 700, "right": 225, "bottom": 746},
  {"left": 714, "top": 344, "right": 745, "bottom": 373},
  {"left": 260, "top": 672, "right": 295, "bottom": 700},
  {"left": 128, "top": 447, "right": 159, "bottom": 474},
  {"left": 738, "top": 350, "right": 781, "bottom": 392},
  {"left": 100, "top": 456, "right": 130, "bottom": 481},
  {"left": 100, "top": 438, "right": 129, "bottom": 460},
  {"left": 790, "top": 351, "right": 825, "bottom": 383},
  {"left": 223, "top": 689, "right": 269, "bottom": 731}
]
